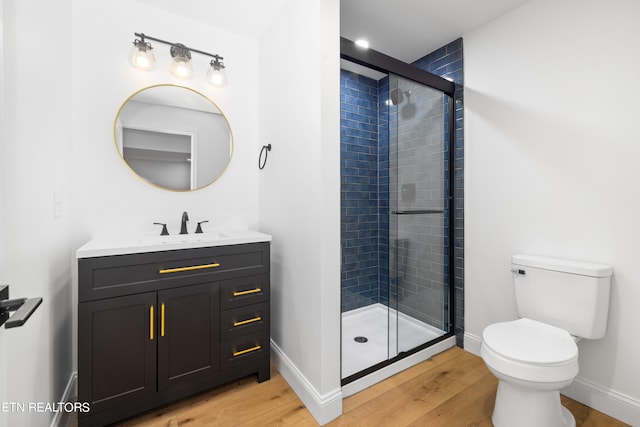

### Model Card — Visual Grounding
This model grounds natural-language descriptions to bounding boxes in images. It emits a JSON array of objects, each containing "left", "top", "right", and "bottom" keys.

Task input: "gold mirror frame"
[{"left": 113, "top": 84, "right": 234, "bottom": 192}]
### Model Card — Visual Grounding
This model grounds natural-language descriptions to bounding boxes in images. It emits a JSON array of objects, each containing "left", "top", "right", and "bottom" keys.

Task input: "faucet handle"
[
  {"left": 153, "top": 222, "right": 169, "bottom": 236},
  {"left": 195, "top": 221, "right": 209, "bottom": 234}
]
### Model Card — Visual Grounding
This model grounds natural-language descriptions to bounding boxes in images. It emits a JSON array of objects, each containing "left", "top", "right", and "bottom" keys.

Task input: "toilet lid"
[{"left": 483, "top": 318, "right": 578, "bottom": 365}]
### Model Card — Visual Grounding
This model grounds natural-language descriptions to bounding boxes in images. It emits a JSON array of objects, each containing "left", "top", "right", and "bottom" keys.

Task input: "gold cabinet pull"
[
  {"left": 150, "top": 305, "right": 154, "bottom": 340},
  {"left": 159, "top": 263, "right": 220, "bottom": 274},
  {"left": 233, "top": 345, "right": 262, "bottom": 357},
  {"left": 161, "top": 303, "right": 165, "bottom": 337},
  {"left": 233, "top": 288, "right": 261, "bottom": 297},
  {"left": 233, "top": 316, "right": 262, "bottom": 327}
]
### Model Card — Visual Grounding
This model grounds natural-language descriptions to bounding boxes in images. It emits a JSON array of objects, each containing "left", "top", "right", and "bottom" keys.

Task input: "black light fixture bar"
[{"left": 135, "top": 32, "right": 223, "bottom": 62}]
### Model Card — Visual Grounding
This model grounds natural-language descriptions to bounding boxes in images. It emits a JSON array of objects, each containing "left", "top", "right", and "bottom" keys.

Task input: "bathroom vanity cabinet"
[{"left": 77, "top": 241, "right": 270, "bottom": 427}]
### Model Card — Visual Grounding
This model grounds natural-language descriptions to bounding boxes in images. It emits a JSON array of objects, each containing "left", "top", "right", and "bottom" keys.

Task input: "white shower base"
[{"left": 341, "top": 303, "right": 447, "bottom": 379}]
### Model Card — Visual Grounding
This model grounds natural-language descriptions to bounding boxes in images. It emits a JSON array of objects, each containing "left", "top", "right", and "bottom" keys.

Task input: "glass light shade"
[
  {"left": 206, "top": 64, "right": 227, "bottom": 87},
  {"left": 169, "top": 56, "right": 193, "bottom": 80},
  {"left": 129, "top": 45, "right": 156, "bottom": 71}
]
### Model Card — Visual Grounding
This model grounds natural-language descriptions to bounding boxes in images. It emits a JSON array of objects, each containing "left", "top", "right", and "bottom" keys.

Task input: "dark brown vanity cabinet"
[{"left": 77, "top": 242, "right": 270, "bottom": 427}]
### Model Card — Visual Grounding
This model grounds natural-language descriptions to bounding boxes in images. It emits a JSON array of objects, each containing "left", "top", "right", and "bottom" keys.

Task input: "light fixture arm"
[{"left": 134, "top": 33, "right": 223, "bottom": 63}]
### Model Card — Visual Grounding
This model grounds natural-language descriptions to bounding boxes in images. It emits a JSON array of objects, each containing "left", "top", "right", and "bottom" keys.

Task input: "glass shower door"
[{"left": 388, "top": 74, "right": 451, "bottom": 357}]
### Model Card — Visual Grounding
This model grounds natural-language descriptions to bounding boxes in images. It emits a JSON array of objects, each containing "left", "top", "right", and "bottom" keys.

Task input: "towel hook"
[{"left": 258, "top": 144, "right": 271, "bottom": 170}]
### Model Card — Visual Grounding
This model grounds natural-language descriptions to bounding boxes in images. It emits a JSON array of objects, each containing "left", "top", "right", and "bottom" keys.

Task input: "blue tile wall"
[{"left": 341, "top": 70, "right": 383, "bottom": 312}]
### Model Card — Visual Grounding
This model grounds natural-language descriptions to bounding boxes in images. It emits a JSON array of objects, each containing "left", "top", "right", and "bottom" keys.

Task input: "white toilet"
[{"left": 481, "top": 254, "right": 612, "bottom": 427}]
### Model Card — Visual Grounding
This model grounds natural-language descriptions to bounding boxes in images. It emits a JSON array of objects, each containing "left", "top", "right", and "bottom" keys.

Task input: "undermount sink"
[{"left": 141, "top": 231, "right": 229, "bottom": 245}]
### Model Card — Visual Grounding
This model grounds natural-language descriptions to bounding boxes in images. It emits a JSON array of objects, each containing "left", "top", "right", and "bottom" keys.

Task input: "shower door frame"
[{"left": 340, "top": 37, "right": 456, "bottom": 385}]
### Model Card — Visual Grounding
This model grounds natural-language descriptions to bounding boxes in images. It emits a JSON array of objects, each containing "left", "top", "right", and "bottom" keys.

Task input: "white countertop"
[{"left": 76, "top": 229, "right": 272, "bottom": 258}]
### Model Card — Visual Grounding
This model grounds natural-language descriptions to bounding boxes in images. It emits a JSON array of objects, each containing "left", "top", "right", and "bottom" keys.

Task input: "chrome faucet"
[{"left": 180, "top": 211, "right": 189, "bottom": 234}]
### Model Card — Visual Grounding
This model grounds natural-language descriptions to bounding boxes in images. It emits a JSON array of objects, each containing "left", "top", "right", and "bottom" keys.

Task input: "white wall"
[
  {"left": 258, "top": 0, "right": 342, "bottom": 424},
  {"left": 0, "top": 2, "right": 7, "bottom": 425},
  {"left": 464, "top": 0, "right": 640, "bottom": 423},
  {"left": 1, "top": 0, "right": 74, "bottom": 425}
]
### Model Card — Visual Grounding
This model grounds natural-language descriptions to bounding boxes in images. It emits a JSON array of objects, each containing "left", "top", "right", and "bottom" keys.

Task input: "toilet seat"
[{"left": 481, "top": 318, "right": 579, "bottom": 383}]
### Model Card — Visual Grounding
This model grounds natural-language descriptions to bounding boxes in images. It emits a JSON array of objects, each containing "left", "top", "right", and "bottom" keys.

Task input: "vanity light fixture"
[
  {"left": 130, "top": 35, "right": 156, "bottom": 71},
  {"left": 169, "top": 43, "right": 193, "bottom": 80},
  {"left": 206, "top": 57, "right": 227, "bottom": 87},
  {"left": 129, "top": 32, "right": 227, "bottom": 87}
]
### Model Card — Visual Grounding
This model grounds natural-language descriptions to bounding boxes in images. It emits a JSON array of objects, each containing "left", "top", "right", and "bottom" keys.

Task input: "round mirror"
[{"left": 114, "top": 84, "right": 233, "bottom": 191}]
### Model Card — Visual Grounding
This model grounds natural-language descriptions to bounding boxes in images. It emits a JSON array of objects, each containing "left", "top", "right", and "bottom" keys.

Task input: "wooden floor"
[{"left": 94, "top": 347, "right": 627, "bottom": 426}]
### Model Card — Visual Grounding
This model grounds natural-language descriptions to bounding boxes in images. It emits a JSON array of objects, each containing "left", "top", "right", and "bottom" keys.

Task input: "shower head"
[
  {"left": 389, "top": 88, "right": 403, "bottom": 105},
  {"left": 389, "top": 89, "right": 411, "bottom": 106}
]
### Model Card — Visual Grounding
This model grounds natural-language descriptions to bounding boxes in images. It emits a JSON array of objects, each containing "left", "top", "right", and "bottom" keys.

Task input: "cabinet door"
[
  {"left": 157, "top": 283, "right": 219, "bottom": 391},
  {"left": 78, "top": 292, "right": 157, "bottom": 414}
]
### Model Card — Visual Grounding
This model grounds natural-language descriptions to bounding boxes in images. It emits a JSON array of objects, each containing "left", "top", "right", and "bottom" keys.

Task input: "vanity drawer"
[
  {"left": 79, "top": 243, "right": 269, "bottom": 302},
  {"left": 219, "top": 275, "right": 269, "bottom": 310},
  {"left": 220, "top": 331, "right": 269, "bottom": 370},
  {"left": 220, "top": 302, "right": 269, "bottom": 340}
]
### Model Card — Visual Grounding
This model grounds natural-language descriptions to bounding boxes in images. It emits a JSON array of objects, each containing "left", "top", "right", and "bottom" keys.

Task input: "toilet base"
[{"left": 492, "top": 379, "right": 576, "bottom": 427}]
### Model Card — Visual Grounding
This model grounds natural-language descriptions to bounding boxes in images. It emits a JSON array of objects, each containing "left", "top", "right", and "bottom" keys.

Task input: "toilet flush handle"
[{"left": 511, "top": 268, "right": 526, "bottom": 275}]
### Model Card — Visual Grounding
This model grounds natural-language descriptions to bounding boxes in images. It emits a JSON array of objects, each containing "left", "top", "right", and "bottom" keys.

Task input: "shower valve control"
[{"left": 511, "top": 269, "right": 526, "bottom": 275}]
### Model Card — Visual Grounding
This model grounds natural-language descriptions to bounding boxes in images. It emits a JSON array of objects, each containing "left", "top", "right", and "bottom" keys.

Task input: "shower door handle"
[{"left": 391, "top": 210, "right": 444, "bottom": 215}]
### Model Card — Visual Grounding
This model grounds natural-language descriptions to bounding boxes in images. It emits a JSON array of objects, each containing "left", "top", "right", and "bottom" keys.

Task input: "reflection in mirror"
[{"left": 114, "top": 84, "right": 233, "bottom": 191}]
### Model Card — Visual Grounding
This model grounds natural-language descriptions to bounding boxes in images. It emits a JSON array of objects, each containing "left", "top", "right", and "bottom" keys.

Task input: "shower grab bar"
[{"left": 391, "top": 210, "right": 444, "bottom": 215}]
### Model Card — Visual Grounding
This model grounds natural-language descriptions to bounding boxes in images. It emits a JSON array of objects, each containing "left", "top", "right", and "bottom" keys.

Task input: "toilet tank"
[{"left": 512, "top": 254, "right": 612, "bottom": 339}]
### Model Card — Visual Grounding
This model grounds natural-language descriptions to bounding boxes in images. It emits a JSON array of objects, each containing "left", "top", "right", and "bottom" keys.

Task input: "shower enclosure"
[{"left": 340, "top": 39, "right": 456, "bottom": 383}]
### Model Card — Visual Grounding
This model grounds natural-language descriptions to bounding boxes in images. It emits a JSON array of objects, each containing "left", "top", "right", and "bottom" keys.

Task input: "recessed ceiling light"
[{"left": 355, "top": 39, "right": 369, "bottom": 49}]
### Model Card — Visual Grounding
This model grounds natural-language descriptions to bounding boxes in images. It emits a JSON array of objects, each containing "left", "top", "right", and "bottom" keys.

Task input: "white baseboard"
[
  {"left": 270, "top": 340, "right": 342, "bottom": 426},
  {"left": 562, "top": 376, "right": 640, "bottom": 426},
  {"left": 342, "top": 335, "right": 456, "bottom": 398},
  {"left": 463, "top": 331, "right": 482, "bottom": 356},
  {"left": 50, "top": 372, "right": 77, "bottom": 427},
  {"left": 464, "top": 331, "right": 640, "bottom": 425}
]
